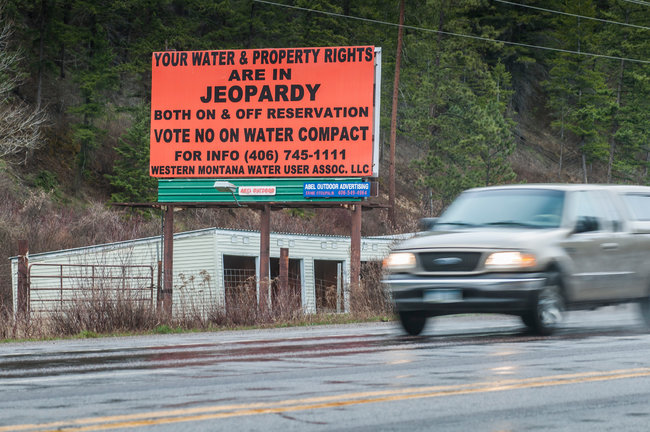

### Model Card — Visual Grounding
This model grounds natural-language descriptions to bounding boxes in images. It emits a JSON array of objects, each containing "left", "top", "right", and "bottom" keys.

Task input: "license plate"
[{"left": 423, "top": 289, "right": 462, "bottom": 303}]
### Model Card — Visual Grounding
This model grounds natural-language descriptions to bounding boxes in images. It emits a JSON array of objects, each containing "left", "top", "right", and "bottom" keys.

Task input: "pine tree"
[
  {"left": 401, "top": 0, "right": 516, "bottom": 209},
  {"left": 543, "top": 0, "right": 614, "bottom": 183},
  {"left": 598, "top": 2, "right": 650, "bottom": 184},
  {"left": 106, "top": 104, "right": 156, "bottom": 203}
]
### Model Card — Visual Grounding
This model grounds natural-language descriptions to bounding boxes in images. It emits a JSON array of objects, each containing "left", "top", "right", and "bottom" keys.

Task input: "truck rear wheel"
[{"left": 398, "top": 311, "right": 427, "bottom": 336}]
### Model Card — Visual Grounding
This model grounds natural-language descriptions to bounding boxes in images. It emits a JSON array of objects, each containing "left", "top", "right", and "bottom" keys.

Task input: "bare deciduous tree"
[{"left": 0, "top": 7, "right": 47, "bottom": 161}]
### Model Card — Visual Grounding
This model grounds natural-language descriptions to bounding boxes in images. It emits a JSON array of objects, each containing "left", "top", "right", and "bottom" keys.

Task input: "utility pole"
[{"left": 389, "top": 0, "right": 405, "bottom": 226}]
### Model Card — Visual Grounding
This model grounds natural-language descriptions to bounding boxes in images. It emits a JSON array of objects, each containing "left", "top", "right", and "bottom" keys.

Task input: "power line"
[
  {"left": 619, "top": 0, "right": 650, "bottom": 6},
  {"left": 252, "top": 0, "right": 650, "bottom": 65},
  {"left": 491, "top": 0, "right": 650, "bottom": 31}
]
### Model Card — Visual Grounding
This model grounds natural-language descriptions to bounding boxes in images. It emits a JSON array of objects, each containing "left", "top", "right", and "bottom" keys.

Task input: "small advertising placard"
[
  {"left": 238, "top": 186, "right": 276, "bottom": 196},
  {"left": 303, "top": 182, "right": 370, "bottom": 198}
]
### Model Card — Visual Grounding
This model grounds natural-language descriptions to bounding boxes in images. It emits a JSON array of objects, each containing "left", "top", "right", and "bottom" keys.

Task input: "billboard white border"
[{"left": 373, "top": 47, "right": 382, "bottom": 178}]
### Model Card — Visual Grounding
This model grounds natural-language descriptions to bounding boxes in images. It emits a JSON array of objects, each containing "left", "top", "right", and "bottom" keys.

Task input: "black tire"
[
  {"left": 398, "top": 311, "right": 427, "bottom": 336},
  {"left": 520, "top": 313, "right": 536, "bottom": 329},
  {"left": 639, "top": 294, "right": 650, "bottom": 328},
  {"left": 522, "top": 273, "right": 565, "bottom": 336}
]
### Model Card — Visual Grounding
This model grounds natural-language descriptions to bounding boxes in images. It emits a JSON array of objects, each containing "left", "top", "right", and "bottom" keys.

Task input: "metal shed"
[{"left": 11, "top": 228, "right": 401, "bottom": 316}]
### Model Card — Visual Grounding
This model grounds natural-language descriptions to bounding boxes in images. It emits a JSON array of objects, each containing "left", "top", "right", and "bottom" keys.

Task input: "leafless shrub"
[
  {"left": 172, "top": 270, "right": 221, "bottom": 329},
  {"left": 180, "top": 207, "right": 260, "bottom": 232},
  {"left": 2, "top": 237, "right": 392, "bottom": 340},
  {"left": 0, "top": 304, "right": 50, "bottom": 340},
  {"left": 193, "top": 275, "right": 304, "bottom": 328},
  {"left": 0, "top": 190, "right": 161, "bottom": 307},
  {"left": 316, "top": 283, "right": 341, "bottom": 313},
  {"left": 270, "top": 277, "right": 304, "bottom": 323},
  {"left": 170, "top": 271, "right": 266, "bottom": 329},
  {"left": 48, "top": 287, "right": 160, "bottom": 336},
  {"left": 207, "top": 280, "right": 260, "bottom": 327},
  {"left": 350, "top": 262, "right": 394, "bottom": 318}
]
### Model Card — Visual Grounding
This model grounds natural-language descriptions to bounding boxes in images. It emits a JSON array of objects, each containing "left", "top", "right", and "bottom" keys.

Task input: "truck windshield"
[{"left": 436, "top": 189, "right": 565, "bottom": 229}]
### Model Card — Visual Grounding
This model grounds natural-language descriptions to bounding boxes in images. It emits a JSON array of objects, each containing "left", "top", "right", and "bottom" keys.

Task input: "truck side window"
[
  {"left": 597, "top": 191, "right": 625, "bottom": 232},
  {"left": 573, "top": 191, "right": 603, "bottom": 233},
  {"left": 623, "top": 194, "right": 650, "bottom": 221}
]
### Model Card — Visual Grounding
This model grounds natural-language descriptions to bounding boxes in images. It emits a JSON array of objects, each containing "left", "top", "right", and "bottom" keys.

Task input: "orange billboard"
[{"left": 150, "top": 46, "right": 378, "bottom": 178}]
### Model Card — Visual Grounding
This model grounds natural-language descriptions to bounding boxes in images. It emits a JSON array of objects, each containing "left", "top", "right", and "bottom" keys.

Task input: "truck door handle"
[{"left": 600, "top": 243, "right": 619, "bottom": 251}]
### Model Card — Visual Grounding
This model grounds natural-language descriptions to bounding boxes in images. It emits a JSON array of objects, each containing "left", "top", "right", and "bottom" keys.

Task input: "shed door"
[
  {"left": 223, "top": 255, "right": 257, "bottom": 312},
  {"left": 270, "top": 258, "right": 302, "bottom": 311},
  {"left": 314, "top": 260, "right": 343, "bottom": 313}
]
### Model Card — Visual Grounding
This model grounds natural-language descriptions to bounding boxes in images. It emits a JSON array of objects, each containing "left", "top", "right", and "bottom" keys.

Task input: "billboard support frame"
[{"left": 148, "top": 45, "right": 384, "bottom": 316}]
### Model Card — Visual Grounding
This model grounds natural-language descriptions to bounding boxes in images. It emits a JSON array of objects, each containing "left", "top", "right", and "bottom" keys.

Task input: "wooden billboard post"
[
  {"left": 350, "top": 204, "right": 362, "bottom": 299},
  {"left": 259, "top": 204, "right": 270, "bottom": 314},
  {"left": 163, "top": 205, "right": 174, "bottom": 315}
]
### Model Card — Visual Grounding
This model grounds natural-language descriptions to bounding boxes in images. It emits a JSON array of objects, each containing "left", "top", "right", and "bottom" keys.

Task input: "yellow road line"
[{"left": 5, "top": 367, "right": 650, "bottom": 432}]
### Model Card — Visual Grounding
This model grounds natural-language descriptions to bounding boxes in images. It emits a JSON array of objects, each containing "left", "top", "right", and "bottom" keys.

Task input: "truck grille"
[{"left": 419, "top": 252, "right": 481, "bottom": 272}]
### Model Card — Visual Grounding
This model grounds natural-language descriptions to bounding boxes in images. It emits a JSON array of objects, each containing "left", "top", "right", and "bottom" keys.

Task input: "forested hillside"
[{"left": 0, "top": 0, "right": 648, "bottom": 305}]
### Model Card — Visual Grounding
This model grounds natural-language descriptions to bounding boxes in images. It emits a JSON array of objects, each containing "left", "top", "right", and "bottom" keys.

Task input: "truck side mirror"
[
  {"left": 574, "top": 216, "right": 599, "bottom": 233},
  {"left": 419, "top": 217, "right": 438, "bottom": 231}
]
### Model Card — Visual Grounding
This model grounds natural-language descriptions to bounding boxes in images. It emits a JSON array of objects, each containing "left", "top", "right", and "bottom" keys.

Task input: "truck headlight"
[
  {"left": 485, "top": 251, "right": 537, "bottom": 269},
  {"left": 383, "top": 252, "right": 416, "bottom": 271}
]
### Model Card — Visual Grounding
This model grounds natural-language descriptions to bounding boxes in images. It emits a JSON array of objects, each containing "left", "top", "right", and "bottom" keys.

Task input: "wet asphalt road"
[{"left": 1, "top": 306, "right": 650, "bottom": 432}]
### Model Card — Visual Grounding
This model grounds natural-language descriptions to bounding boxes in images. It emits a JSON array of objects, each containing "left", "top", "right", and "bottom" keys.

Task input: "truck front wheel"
[
  {"left": 522, "top": 273, "right": 565, "bottom": 336},
  {"left": 398, "top": 311, "right": 427, "bottom": 336}
]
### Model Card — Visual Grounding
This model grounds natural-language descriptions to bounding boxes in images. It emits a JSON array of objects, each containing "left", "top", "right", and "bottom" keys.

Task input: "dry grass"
[
  {"left": 48, "top": 291, "right": 161, "bottom": 336},
  {"left": 0, "top": 306, "right": 51, "bottom": 340},
  {"left": 350, "top": 262, "right": 394, "bottom": 318},
  {"left": 0, "top": 263, "right": 393, "bottom": 341}
]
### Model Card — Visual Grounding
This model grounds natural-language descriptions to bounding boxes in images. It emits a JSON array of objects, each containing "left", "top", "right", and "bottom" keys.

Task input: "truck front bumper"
[{"left": 384, "top": 273, "right": 547, "bottom": 316}]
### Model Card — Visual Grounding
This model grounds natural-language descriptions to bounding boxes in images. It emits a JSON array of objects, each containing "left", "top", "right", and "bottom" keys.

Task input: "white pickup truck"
[{"left": 383, "top": 184, "right": 650, "bottom": 335}]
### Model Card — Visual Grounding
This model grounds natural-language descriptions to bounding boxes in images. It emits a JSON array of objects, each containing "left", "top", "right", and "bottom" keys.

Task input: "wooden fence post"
[
  {"left": 17, "top": 240, "right": 29, "bottom": 317},
  {"left": 279, "top": 247, "right": 289, "bottom": 300}
]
